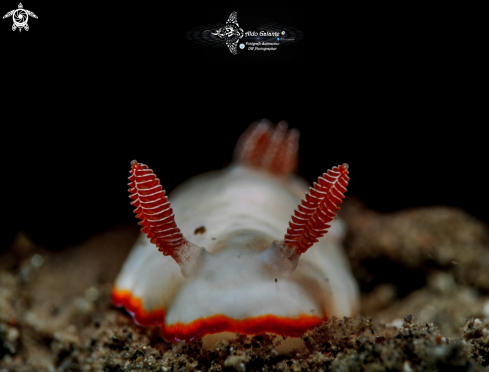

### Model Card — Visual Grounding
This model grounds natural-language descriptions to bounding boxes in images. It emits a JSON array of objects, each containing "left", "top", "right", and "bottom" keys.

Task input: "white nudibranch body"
[{"left": 112, "top": 120, "right": 359, "bottom": 343}]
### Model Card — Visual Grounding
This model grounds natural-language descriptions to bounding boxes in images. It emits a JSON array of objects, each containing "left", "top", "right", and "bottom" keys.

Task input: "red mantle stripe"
[{"left": 112, "top": 288, "right": 328, "bottom": 343}]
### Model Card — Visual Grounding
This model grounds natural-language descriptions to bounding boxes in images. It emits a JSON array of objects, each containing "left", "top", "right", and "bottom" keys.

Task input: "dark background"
[
  {"left": 1, "top": 5, "right": 305, "bottom": 64},
  {"left": 1, "top": 5, "right": 484, "bottom": 250}
]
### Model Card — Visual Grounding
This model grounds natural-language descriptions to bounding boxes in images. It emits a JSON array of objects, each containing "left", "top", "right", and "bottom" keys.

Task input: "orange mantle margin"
[{"left": 111, "top": 288, "right": 328, "bottom": 343}]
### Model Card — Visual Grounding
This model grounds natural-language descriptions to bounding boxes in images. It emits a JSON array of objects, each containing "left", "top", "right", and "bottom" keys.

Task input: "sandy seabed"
[{"left": 1, "top": 198, "right": 489, "bottom": 371}]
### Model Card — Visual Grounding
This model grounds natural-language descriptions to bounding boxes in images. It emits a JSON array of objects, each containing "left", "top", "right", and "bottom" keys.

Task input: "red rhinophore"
[
  {"left": 111, "top": 288, "right": 327, "bottom": 343},
  {"left": 129, "top": 160, "right": 188, "bottom": 258},
  {"left": 284, "top": 163, "right": 349, "bottom": 254}
]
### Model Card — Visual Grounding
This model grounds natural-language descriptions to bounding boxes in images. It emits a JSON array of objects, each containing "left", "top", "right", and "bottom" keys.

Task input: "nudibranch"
[{"left": 112, "top": 119, "right": 359, "bottom": 343}]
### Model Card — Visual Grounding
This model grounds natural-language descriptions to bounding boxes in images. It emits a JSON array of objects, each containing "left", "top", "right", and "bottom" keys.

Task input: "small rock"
[
  {"left": 6, "top": 327, "right": 19, "bottom": 341},
  {"left": 224, "top": 355, "right": 247, "bottom": 372},
  {"left": 30, "top": 254, "right": 44, "bottom": 267},
  {"left": 73, "top": 297, "right": 93, "bottom": 314},
  {"left": 483, "top": 300, "right": 489, "bottom": 317},
  {"left": 85, "top": 287, "right": 99, "bottom": 302},
  {"left": 428, "top": 272, "right": 455, "bottom": 294}
]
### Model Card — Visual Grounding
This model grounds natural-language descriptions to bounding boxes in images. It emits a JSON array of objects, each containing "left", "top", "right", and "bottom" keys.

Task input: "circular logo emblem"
[
  {"left": 13, "top": 9, "right": 28, "bottom": 27},
  {"left": 239, "top": 43, "right": 245, "bottom": 49}
]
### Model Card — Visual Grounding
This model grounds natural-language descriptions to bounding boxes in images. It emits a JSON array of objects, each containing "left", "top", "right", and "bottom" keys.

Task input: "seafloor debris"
[
  {"left": 461, "top": 317, "right": 489, "bottom": 368},
  {"left": 342, "top": 198, "right": 489, "bottom": 295},
  {"left": 1, "top": 202, "right": 489, "bottom": 371}
]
